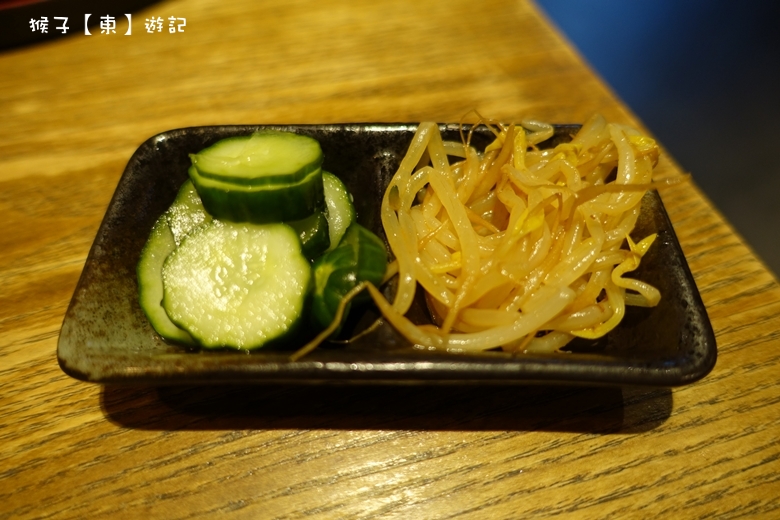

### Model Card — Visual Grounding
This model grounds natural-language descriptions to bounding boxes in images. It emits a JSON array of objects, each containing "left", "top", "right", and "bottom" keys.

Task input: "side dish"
[
  {"left": 138, "top": 130, "right": 386, "bottom": 350},
  {"left": 138, "top": 116, "right": 672, "bottom": 356},
  {"left": 371, "top": 115, "right": 666, "bottom": 354}
]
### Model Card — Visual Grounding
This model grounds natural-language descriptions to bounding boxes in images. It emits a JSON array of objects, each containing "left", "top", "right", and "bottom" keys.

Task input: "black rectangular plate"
[{"left": 58, "top": 124, "right": 717, "bottom": 386}]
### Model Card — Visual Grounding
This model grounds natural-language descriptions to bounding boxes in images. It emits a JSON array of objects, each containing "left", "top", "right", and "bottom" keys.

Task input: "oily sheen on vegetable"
[{"left": 365, "top": 115, "right": 667, "bottom": 354}]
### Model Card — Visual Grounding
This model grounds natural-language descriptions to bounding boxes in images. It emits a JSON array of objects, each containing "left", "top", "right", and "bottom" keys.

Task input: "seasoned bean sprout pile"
[{"left": 372, "top": 114, "right": 665, "bottom": 353}]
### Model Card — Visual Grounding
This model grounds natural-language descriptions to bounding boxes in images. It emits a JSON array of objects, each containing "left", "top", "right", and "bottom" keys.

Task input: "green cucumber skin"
[
  {"left": 287, "top": 210, "right": 330, "bottom": 261},
  {"left": 349, "top": 225, "right": 388, "bottom": 305},
  {"left": 190, "top": 166, "right": 325, "bottom": 224},
  {"left": 322, "top": 171, "right": 356, "bottom": 252},
  {"left": 190, "top": 131, "right": 323, "bottom": 186},
  {"left": 311, "top": 224, "right": 388, "bottom": 330},
  {"left": 137, "top": 216, "right": 196, "bottom": 345},
  {"left": 288, "top": 171, "right": 360, "bottom": 260},
  {"left": 162, "top": 221, "right": 312, "bottom": 350}
]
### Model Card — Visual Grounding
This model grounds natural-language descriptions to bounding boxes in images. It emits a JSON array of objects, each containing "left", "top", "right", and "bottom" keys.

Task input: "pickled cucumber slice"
[
  {"left": 137, "top": 215, "right": 196, "bottom": 345},
  {"left": 161, "top": 220, "right": 311, "bottom": 350}
]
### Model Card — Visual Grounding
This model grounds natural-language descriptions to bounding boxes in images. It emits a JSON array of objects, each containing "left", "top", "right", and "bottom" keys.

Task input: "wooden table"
[{"left": 2, "top": 0, "right": 779, "bottom": 517}]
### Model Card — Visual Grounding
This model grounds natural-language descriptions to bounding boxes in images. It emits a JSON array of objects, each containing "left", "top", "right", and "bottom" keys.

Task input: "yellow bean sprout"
[{"left": 374, "top": 113, "right": 670, "bottom": 354}]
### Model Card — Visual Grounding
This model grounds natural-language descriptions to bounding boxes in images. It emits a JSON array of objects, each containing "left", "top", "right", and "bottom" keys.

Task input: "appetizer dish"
[
  {"left": 137, "top": 130, "right": 387, "bottom": 352},
  {"left": 357, "top": 116, "right": 666, "bottom": 356},
  {"left": 58, "top": 119, "right": 716, "bottom": 386}
]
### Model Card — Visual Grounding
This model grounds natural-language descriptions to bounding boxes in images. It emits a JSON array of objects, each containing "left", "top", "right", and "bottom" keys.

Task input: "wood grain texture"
[{"left": 2, "top": 0, "right": 779, "bottom": 518}]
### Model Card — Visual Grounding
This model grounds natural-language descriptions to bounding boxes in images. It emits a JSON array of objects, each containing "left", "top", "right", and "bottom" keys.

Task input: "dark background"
[{"left": 537, "top": 0, "right": 780, "bottom": 276}]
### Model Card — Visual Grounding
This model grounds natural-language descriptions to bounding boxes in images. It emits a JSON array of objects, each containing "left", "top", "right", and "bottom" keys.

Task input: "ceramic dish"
[{"left": 57, "top": 124, "right": 717, "bottom": 386}]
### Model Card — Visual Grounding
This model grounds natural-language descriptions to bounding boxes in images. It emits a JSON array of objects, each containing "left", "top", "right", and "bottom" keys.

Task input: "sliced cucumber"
[
  {"left": 162, "top": 220, "right": 311, "bottom": 350},
  {"left": 137, "top": 216, "right": 195, "bottom": 345},
  {"left": 188, "top": 131, "right": 326, "bottom": 223},
  {"left": 189, "top": 165, "right": 325, "bottom": 223},
  {"left": 167, "top": 178, "right": 327, "bottom": 259},
  {"left": 322, "top": 171, "right": 356, "bottom": 252},
  {"left": 190, "top": 131, "right": 323, "bottom": 186},
  {"left": 286, "top": 172, "right": 358, "bottom": 259},
  {"left": 287, "top": 209, "right": 330, "bottom": 260},
  {"left": 165, "top": 179, "right": 212, "bottom": 246},
  {"left": 311, "top": 223, "right": 388, "bottom": 330}
]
